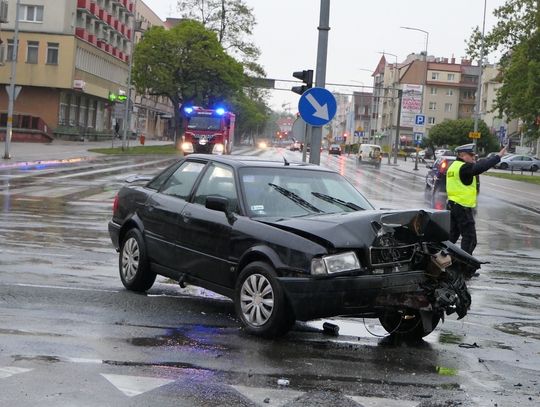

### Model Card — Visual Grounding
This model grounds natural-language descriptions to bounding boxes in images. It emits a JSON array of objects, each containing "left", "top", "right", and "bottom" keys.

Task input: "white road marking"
[
  {"left": 232, "top": 385, "right": 304, "bottom": 406},
  {"left": 101, "top": 373, "right": 175, "bottom": 397},
  {"left": 0, "top": 249, "right": 73, "bottom": 258},
  {"left": 2, "top": 283, "right": 119, "bottom": 293},
  {"left": 0, "top": 367, "right": 33, "bottom": 379},
  {"left": 347, "top": 395, "right": 418, "bottom": 407}
]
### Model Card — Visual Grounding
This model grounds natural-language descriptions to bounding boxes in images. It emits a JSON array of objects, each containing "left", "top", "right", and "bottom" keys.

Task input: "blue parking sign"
[{"left": 415, "top": 115, "right": 425, "bottom": 125}]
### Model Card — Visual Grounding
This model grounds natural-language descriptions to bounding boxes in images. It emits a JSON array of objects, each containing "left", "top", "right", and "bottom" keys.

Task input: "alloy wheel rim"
[
  {"left": 240, "top": 273, "right": 274, "bottom": 327},
  {"left": 121, "top": 237, "right": 140, "bottom": 282}
]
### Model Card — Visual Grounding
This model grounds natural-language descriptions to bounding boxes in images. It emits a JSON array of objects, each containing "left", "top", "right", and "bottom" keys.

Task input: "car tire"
[
  {"left": 234, "top": 261, "right": 295, "bottom": 338},
  {"left": 379, "top": 310, "right": 440, "bottom": 340},
  {"left": 119, "top": 228, "right": 156, "bottom": 292},
  {"left": 531, "top": 165, "right": 538, "bottom": 172},
  {"left": 500, "top": 162, "right": 508, "bottom": 170}
]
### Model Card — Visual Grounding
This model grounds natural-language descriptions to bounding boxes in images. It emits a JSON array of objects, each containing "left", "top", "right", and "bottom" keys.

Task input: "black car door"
[
  {"left": 140, "top": 160, "right": 207, "bottom": 270},
  {"left": 178, "top": 163, "right": 239, "bottom": 288}
]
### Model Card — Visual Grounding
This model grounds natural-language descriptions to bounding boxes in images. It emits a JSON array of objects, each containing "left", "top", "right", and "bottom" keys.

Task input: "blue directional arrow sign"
[{"left": 298, "top": 87, "right": 337, "bottom": 126}]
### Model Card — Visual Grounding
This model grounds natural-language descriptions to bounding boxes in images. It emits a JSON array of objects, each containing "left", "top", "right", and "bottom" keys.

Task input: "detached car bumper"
[{"left": 279, "top": 271, "right": 428, "bottom": 320}]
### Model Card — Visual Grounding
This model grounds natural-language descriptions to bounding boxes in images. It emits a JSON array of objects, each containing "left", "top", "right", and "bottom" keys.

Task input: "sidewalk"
[{"left": 0, "top": 139, "right": 173, "bottom": 170}]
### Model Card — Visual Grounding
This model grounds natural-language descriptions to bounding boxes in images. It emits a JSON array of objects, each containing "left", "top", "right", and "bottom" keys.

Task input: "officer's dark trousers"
[{"left": 447, "top": 201, "right": 477, "bottom": 254}]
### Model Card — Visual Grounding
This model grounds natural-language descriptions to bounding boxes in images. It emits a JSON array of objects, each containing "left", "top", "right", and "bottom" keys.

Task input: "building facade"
[{"left": 0, "top": 0, "right": 171, "bottom": 142}]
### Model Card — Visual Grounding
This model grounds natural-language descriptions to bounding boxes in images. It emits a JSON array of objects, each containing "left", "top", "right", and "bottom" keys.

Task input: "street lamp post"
[
  {"left": 473, "top": 0, "right": 488, "bottom": 147},
  {"left": 401, "top": 26, "right": 429, "bottom": 171},
  {"left": 122, "top": 0, "right": 137, "bottom": 151},
  {"left": 3, "top": 0, "right": 21, "bottom": 160}
]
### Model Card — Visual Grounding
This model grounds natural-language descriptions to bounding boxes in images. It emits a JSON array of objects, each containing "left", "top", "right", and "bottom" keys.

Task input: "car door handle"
[{"left": 182, "top": 211, "right": 191, "bottom": 222}]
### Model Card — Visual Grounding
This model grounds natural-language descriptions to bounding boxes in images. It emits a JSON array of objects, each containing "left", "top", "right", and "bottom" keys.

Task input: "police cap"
[{"left": 455, "top": 143, "right": 475, "bottom": 154}]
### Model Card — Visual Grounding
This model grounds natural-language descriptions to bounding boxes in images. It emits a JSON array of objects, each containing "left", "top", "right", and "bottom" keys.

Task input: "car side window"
[
  {"left": 193, "top": 164, "right": 239, "bottom": 213},
  {"left": 147, "top": 162, "right": 183, "bottom": 190},
  {"left": 160, "top": 161, "right": 206, "bottom": 199}
]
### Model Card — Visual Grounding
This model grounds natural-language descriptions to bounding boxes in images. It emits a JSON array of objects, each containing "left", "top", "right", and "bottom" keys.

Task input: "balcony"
[
  {"left": 98, "top": 9, "right": 108, "bottom": 22},
  {"left": 87, "top": 34, "right": 97, "bottom": 45},
  {"left": 112, "top": 48, "right": 118, "bottom": 57},
  {"left": 77, "top": 0, "right": 91, "bottom": 9},
  {"left": 75, "top": 27, "right": 89, "bottom": 41},
  {"left": 459, "top": 98, "right": 476, "bottom": 105},
  {"left": 89, "top": 2, "right": 98, "bottom": 15},
  {"left": 126, "top": 28, "right": 132, "bottom": 40},
  {"left": 106, "top": 14, "right": 112, "bottom": 26},
  {"left": 113, "top": 19, "right": 119, "bottom": 30}
]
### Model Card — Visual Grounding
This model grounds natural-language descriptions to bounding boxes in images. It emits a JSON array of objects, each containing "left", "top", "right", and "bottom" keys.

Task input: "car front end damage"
[{"left": 278, "top": 209, "right": 480, "bottom": 336}]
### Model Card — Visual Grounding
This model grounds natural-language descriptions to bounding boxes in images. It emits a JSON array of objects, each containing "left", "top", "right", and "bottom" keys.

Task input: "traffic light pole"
[{"left": 309, "top": 0, "right": 330, "bottom": 165}]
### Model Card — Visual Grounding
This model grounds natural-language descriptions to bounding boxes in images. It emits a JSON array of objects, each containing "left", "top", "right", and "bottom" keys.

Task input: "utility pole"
[
  {"left": 122, "top": 0, "right": 137, "bottom": 151},
  {"left": 394, "top": 89, "right": 403, "bottom": 164},
  {"left": 3, "top": 0, "right": 21, "bottom": 159},
  {"left": 473, "top": 0, "right": 488, "bottom": 147},
  {"left": 309, "top": 0, "right": 330, "bottom": 165}
]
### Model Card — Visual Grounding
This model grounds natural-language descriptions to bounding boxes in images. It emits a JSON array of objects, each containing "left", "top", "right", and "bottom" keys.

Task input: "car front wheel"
[
  {"left": 531, "top": 165, "right": 538, "bottom": 172},
  {"left": 379, "top": 310, "right": 440, "bottom": 340},
  {"left": 119, "top": 228, "right": 156, "bottom": 292},
  {"left": 500, "top": 162, "right": 509, "bottom": 170},
  {"left": 234, "top": 261, "right": 295, "bottom": 338}
]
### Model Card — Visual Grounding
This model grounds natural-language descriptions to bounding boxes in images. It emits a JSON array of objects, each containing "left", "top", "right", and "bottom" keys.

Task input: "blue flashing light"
[
  {"left": 184, "top": 106, "right": 193, "bottom": 114},
  {"left": 215, "top": 107, "right": 226, "bottom": 116}
]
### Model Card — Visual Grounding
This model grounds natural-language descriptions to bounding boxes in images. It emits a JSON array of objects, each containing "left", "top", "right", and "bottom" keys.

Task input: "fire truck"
[{"left": 181, "top": 106, "right": 236, "bottom": 154}]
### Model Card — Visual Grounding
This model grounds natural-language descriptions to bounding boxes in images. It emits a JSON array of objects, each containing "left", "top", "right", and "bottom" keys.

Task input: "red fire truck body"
[{"left": 181, "top": 106, "right": 235, "bottom": 154}]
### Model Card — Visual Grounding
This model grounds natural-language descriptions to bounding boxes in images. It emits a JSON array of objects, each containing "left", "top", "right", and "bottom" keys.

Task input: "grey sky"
[{"left": 143, "top": 0, "right": 506, "bottom": 111}]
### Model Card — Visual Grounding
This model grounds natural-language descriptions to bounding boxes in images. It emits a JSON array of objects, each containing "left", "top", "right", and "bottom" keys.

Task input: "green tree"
[
  {"left": 131, "top": 21, "right": 244, "bottom": 140},
  {"left": 467, "top": 1, "right": 540, "bottom": 140},
  {"left": 427, "top": 119, "right": 499, "bottom": 153}
]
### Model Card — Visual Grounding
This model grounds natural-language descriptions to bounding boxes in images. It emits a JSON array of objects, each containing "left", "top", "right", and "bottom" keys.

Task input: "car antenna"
[{"left": 283, "top": 156, "right": 290, "bottom": 166}]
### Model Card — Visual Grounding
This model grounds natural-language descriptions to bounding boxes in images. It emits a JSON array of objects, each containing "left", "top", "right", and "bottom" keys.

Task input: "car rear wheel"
[
  {"left": 119, "top": 228, "right": 156, "bottom": 292},
  {"left": 379, "top": 310, "right": 440, "bottom": 340},
  {"left": 235, "top": 261, "right": 295, "bottom": 338},
  {"left": 531, "top": 165, "right": 538, "bottom": 172},
  {"left": 500, "top": 162, "right": 509, "bottom": 170}
]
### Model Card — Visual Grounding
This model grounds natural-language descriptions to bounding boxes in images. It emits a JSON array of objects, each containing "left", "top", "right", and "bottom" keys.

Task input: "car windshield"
[
  {"left": 187, "top": 116, "right": 222, "bottom": 131},
  {"left": 239, "top": 167, "right": 374, "bottom": 218}
]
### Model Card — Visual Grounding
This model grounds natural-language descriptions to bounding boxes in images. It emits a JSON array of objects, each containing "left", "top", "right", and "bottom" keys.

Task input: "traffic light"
[{"left": 291, "top": 69, "right": 313, "bottom": 95}]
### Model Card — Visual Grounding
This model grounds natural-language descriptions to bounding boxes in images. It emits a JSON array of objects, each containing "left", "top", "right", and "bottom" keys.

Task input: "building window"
[
  {"left": 428, "top": 117, "right": 436, "bottom": 124},
  {"left": 7, "top": 39, "right": 18, "bottom": 61},
  {"left": 429, "top": 102, "right": 437, "bottom": 110},
  {"left": 59, "top": 93, "right": 69, "bottom": 126},
  {"left": 444, "top": 103, "right": 453, "bottom": 112},
  {"left": 46, "top": 42, "right": 59, "bottom": 64},
  {"left": 430, "top": 87, "right": 437, "bottom": 95},
  {"left": 462, "top": 90, "right": 475, "bottom": 99},
  {"left": 431, "top": 72, "right": 439, "bottom": 80},
  {"left": 19, "top": 5, "right": 44, "bottom": 22},
  {"left": 447, "top": 73, "right": 455, "bottom": 81},
  {"left": 26, "top": 41, "right": 39, "bottom": 64},
  {"left": 446, "top": 89, "right": 454, "bottom": 96}
]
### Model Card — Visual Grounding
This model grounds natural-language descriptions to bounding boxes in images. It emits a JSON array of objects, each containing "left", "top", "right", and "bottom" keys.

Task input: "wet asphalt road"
[{"left": 0, "top": 148, "right": 539, "bottom": 407}]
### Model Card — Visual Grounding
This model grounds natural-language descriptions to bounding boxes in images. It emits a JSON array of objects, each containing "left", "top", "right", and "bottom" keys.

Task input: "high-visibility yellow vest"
[{"left": 446, "top": 160, "right": 477, "bottom": 208}]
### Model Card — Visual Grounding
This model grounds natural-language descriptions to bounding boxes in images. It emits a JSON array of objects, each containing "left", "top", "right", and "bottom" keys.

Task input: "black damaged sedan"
[{"left": 109, "top": 155, "right": 480, "bottom": 339}]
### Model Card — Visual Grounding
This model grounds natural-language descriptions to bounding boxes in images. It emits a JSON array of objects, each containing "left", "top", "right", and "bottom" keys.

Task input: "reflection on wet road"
[{"left": 0, "top": 150, "right": 539, "bottom": 406}]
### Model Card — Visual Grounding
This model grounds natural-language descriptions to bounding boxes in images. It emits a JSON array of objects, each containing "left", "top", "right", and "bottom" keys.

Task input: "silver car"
[{"left": 495, "top": 155, "right": 540, "bottom": 172}]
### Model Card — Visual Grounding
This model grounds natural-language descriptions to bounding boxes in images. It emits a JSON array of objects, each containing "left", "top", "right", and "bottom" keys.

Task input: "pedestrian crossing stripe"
[
  {"left": 0, "top": 367, "right": 33, "bottom": 379},
  {"left": 101, "top": 373, "right": 175, "bottom": 397},
  {"left": 232, "top": 384, "right": 304, "bottom": 406}
]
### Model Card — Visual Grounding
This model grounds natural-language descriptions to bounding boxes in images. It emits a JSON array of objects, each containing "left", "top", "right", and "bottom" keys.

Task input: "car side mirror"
[{"left": 206, "top": 195, "right": 229, "bottom": 213}]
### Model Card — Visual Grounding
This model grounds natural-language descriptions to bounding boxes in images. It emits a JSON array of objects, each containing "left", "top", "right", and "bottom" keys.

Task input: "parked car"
[
  {"left": 289, "top": 141, "right": 301, "bottom": 151},
  {"left": 358, "top": 144, "right": 382, "bottom": 168},
  {"left": 495, "top": 155, "right": 540, "bottom": 172},
  {"left": 328, "top": 144, "right": 342, "bottom": 155},
  {"left": 410, "top": 150, "right": 426, "bottom": 159},
  {"left": 425, "top": 156, "right": 457, "bottom": 193},
  {"left": 109, "top": 155, "right": 480, "bottom": 339},
  {"left": 434, "top": 149, "right": 452, "bottom": 158}
]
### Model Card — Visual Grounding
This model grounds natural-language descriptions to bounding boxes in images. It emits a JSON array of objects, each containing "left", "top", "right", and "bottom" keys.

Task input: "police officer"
[{"left": 446, "top": 143, "right": 506, "bottom": 254}]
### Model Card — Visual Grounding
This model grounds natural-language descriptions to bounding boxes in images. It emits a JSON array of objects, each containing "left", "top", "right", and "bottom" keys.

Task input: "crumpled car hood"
[{"left": 258, "top": 209, "right": 450, "bottom": 249}]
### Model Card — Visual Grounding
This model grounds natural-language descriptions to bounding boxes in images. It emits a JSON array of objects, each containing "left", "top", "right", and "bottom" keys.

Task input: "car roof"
[{"left": 185, "top": 154, "right": 333, "bottom": 171}]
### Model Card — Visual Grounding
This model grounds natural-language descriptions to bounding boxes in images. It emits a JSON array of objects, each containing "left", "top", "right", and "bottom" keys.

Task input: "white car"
[
  {"left": 434, "top": 149, "right": 452, "bottom": 158},
  {"left": 410, "top": 150, "right": 426, "bottom": 159}
]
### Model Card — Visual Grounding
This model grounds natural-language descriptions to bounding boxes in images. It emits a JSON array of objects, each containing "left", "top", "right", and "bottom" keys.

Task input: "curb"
[{"left": 0, "top": 156, "right": 94, "bottom": 171}]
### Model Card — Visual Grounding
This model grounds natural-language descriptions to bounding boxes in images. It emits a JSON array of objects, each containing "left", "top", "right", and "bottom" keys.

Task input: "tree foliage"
[
  {"left": 467, "top": 1, "right": 540, "bottom": 140},
  {"left": 427, "top": 119, "right": 499, "bottom": 152},
  {"left": 177, "top": 0, "right": 263, "bottom": 75},
  {"left": 132, "top": 21, "right": 244, "bottom": 138}
]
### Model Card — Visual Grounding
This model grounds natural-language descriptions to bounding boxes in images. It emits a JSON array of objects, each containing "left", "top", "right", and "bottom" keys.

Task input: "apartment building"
[
  {"left": 352, "top": 91, "right": 372, "bottom": 143},
  {"left": 370, "top": 54, "right": 481, "bottom": 144},
  {"left": 0, "top": 0, "right": 171, "bottom": 142}
]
